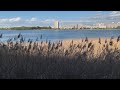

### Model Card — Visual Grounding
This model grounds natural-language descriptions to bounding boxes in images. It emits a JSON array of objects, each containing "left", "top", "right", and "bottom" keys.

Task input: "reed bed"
[{"left": 0, "top": 34, "right": 120, "bottom": 79}]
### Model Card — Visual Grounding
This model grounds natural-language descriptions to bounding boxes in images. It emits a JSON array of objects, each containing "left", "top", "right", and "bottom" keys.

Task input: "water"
[{"left": 0, "top": 29, "right": 120, "bottom": 42}]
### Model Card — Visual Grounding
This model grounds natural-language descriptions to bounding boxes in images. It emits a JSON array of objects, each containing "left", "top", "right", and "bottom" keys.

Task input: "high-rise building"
[
  {"left": 76, "top": 24, "right": 78, "bottom": 29},
  {"left": 54, "top": 21, "right": 59, "bottom": 29}
]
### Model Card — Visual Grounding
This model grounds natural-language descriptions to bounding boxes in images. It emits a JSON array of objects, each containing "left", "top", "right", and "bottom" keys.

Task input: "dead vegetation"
[{"left": 0, "top": 34, "right": 120, "bottom": 79}]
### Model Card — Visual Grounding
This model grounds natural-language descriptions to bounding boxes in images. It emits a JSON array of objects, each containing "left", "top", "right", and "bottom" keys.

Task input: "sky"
[{"left": 0, "top": 11, "right": 120, "bottom": 27}]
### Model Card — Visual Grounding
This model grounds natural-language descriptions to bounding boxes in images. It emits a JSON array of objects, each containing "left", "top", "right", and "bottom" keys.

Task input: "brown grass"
[{"left": 0, "top": 35, "right": 120, "bottom": 79}]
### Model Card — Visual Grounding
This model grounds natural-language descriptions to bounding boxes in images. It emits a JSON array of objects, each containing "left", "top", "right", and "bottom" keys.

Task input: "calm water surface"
[{"left": 0, "top": 29, "right": 120, "bottom": 42}]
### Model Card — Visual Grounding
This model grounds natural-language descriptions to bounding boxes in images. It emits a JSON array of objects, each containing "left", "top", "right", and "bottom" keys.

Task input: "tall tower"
[
  {"left": 76, "top": 24, "right": 78, "bottom": 29},
  {"left": 54, "top": 21, "right": 59, "bottom": 29}
]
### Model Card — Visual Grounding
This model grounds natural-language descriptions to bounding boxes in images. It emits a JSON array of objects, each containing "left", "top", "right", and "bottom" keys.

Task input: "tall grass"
[{"left": 0, "top": 34, "right": 120, "bottom": 79}]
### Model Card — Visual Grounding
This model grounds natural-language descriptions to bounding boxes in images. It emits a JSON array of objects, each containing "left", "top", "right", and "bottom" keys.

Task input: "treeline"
[
  {"left": 116, "top": 26, "right": 120, "bottom": 29},
  {"left": 0, "top": 26, "right": 52, "bottom": 30}
]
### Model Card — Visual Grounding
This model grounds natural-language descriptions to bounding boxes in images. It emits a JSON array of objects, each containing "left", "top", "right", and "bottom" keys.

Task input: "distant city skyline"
[{"left": 0, "top": 11, "right": 120, "bottom": 27}]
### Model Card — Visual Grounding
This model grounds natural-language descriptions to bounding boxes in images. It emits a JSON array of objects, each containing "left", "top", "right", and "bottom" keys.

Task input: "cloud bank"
[
  {"left": 0, "top": 17, "right": 56, "bottom": 27},
  {"left": 0, "top": 11, "right": 120, "bottom": 27},
  {"left": 90, "top": 11, "right": 120, "bottom": 22}
]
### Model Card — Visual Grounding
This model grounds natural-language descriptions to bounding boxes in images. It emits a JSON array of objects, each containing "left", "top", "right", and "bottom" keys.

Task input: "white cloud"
[
  {"left": 109, "top": 11, "right": 120, "bottom": 17},
  {"left": 0, "top": 17, "right": 38, "bottom": 24},
  {"left": 0, "top": 17, "right": 57, "bottom": 27},
  {"left": 29, "top": 17, "right": 37, "bottom": 22},
  {"left": 110, "top": 11, "right": 119, "bottom": 15},
  {"left": 0, "top": 17, "right": 22, "bottom": 23},
  {"left": 110, "top": 13, "right": 120, "bottom": 17},
  {"left": 89, "top": 11, "right": 120, "bottom": 23},
  {"left": 9, "top": 17, "right": 22, "bottom": 22},
  {"left": 41, "top": 19, "right": 56, "bottom": 24},
  {"left": 44, "top": 19, "right": 55, "bottom": 22},
  {"left": 25, "top": 17, "right": 38, "bottom": 23},
  {"left": 0, "top": 19, "right": 8, "bottom": 23}
]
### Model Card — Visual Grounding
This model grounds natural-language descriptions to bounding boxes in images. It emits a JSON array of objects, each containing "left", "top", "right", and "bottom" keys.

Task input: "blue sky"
[{"left": 0, "top": 11, "right": 120, "bottom": 27}]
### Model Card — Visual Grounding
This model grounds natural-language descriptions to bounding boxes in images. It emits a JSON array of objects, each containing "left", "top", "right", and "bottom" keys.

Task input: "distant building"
[
  {"left": 76, "top": 24, "right": 78, "bottom": 29},
  {"left": 95, "top": 23, "right": 106, "bottom": 28},
  {"left": 54, "top": 21, "right": 59, "bottom": 29}
]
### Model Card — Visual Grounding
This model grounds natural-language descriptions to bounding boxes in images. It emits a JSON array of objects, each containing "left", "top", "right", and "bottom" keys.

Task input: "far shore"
[{"left": 0, "top": 29, "right": 120, "bottom": 30}]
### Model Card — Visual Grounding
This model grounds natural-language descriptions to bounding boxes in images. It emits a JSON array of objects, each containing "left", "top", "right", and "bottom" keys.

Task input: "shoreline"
[
  {"left": 1, "top": 37, "right": 120, "bottom": 57},
  {"left": 6, "top": 38, "right": 120, "bottom": 47},
  {"left": 0, "top": 29, "right": 120, "bottom": 30}
]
